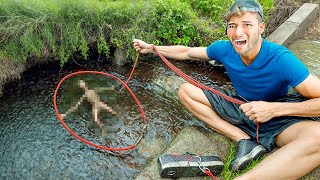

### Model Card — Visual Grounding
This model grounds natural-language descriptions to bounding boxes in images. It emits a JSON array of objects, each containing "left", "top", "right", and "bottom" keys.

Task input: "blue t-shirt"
[{"left": 206, "top": 39, "right": 310, "bottom": 101}]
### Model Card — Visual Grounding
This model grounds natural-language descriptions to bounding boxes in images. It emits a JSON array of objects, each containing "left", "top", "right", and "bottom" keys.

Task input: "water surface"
[{"left": 0, "top": 59, "right": 227, "bottom": 179}]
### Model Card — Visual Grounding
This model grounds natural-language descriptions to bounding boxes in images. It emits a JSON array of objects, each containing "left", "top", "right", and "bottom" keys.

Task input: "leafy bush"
[
  {"left": 181, "top": 0, "right": 232, "bottom": 21},
  {"left": 0, "top": 0, "right": 273, "bottom": 66}
]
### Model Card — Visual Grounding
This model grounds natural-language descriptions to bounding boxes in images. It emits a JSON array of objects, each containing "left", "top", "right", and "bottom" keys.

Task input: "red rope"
[
  {"left": 167, "top": 154, "right": 218, "bottom": 179},
  {"left": 255, "top": 123, "right": 260, "bottom": 143},
  {"left": 167, "top": 154, "right": 200, "bottom": 166},
  {"left": 152, "top": 47, "right": 260, "bottom": 142},
  {"left": 120, "top": 51, "right": 140, "bottom": 91},
  {"left": 54, "top": 47, "right": 260, "bottom": 151},
  {"left": 53, "top": 71, "right": 146, "bottom": 151},
  {"left": 205, "top": 169, "right": 218, "bottom": 180},
  {"left": 153, "top": 48, "right": 244, "bottom": 105}
]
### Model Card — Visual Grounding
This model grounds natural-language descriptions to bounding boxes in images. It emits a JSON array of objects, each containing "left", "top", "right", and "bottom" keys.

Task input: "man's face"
[{"left": 226, "top": 12, "right": 264, "bottom": 55}]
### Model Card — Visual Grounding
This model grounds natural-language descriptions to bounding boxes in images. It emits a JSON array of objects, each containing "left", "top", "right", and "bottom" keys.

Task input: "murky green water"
[
  {"left": 289, "top": 39, "right": 320, "bottom": 77},
  {"left": 1, "top": 38, "right": 318, "bottom": 179},
  {"left": 0, "top": 59, "right": 227, "bottom": 179}
]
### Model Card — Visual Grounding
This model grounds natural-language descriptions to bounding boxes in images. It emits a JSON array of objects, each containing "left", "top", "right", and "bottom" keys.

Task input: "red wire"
[
  {"left": 152, "top": 47, "right": 260, "bottom": 142},
  {"left": 53, "top": 71, "right": 146, "bottom": 151},
  {"left": 153, "top": 48, "right": 245, "bottom": 105},
  {"left": 54, "top": 49, "right": 260, "bottom": 151},
  {"left": 255, "top": 123, "right": 260, "bottom": 143},
  {"left": 167, "top": 154, "right": 217, "bottom": 179},
  {"left": 205, "top": 169, "right": 218, "bottom": 180},
  {"left": 120, "top": 51, "right": 140, "bottom": 91}
]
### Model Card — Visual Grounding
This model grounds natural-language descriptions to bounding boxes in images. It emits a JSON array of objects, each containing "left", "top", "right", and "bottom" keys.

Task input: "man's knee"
[
  {"left": 178, "top": 83, "right": 194, "bottom": 101},
  {"left": 308, "top": 125, "right": 320, "bottom": 151},
  {"left": 299, "top": 123, "right": 320, "bottom": 153}
]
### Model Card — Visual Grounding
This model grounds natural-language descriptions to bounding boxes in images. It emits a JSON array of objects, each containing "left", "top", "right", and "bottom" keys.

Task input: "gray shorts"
[{"left": 203, "top": 89, "right": 320, "bottom": 152}]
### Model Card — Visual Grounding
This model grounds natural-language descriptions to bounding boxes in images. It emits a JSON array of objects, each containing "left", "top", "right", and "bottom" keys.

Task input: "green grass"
[
  {"left": 0, "top": 0, "right": 273, "bottom": 66},
  {"left": 219, "top": 141, "right": 267, "bottom": 180}
]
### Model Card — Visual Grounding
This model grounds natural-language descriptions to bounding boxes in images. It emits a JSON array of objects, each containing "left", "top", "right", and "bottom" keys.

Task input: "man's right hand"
[{"left": 133, "top": 39, "right": 155, "bottom": 54}]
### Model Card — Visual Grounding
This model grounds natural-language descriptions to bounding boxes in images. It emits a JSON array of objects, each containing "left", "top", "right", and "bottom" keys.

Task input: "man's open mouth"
[{"left": 235, "top": 39, "right": 247, "bottom": 47}]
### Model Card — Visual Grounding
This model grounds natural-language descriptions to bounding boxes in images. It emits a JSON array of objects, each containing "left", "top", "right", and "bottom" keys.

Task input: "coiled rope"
[{"left": 53, "top": 69, "right": 147, "bottom": 151}]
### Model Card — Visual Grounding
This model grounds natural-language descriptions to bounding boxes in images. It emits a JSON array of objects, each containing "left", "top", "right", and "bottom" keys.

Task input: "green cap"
[{"left": 229, "top": 0, "right": 263, "bottom": 20}]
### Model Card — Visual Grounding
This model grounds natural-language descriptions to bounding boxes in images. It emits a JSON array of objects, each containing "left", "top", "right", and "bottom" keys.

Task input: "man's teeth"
[{"left": 235, "top": 39, "right": 246, "bottom": 46}]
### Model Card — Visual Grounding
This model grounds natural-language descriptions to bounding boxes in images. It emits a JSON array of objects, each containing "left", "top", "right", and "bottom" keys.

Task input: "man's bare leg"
[
  {"left": 178, "top": 83, "right": 250, "bottom": 142},
  {"left": 235, "top": 121, "right": 320, "bottom": 180}
]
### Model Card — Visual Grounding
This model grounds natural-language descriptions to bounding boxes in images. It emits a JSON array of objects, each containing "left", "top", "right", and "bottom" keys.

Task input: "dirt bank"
[
  {"left": 0, "top": 59, "right": 26, "bottom": 96},
  {"left": 303, "top": 16, "right": 320, "bottom": 40}
]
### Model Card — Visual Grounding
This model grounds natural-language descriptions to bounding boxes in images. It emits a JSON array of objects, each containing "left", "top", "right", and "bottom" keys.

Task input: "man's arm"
[
  {"left": 240, "top": 74, "right": 320, "bottom": 123},
  {"left": 133, "top": 39, "right": 211, "bottom": 61},
  {"left": 280, "top": 74, "right": 320, "bottom": 117}
]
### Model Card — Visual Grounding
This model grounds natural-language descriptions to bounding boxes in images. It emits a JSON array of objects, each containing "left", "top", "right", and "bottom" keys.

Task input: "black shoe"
[{"left": 230, "top": 139, "right": 266, "bottom": 172}]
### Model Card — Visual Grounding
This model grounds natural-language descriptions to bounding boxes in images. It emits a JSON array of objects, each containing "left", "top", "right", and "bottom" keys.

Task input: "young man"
[{"left": 133, "top": 0, "right": 320, "bottom": 179}]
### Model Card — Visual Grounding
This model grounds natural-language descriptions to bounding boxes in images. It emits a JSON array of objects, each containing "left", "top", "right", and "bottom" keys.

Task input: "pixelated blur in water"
[
  {"left": 58, "top": 74, "right": 143, "bottom": 147},
  {"left": 0, "top": 59, "right": 228, "bottom": 179}
]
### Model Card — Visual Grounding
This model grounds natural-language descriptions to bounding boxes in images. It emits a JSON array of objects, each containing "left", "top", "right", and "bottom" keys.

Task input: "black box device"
[{"left": 158, "top": 153, "right": 224, "bottom": 178}]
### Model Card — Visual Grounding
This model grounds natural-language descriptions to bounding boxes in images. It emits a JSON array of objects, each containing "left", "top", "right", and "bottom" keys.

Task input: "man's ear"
[{"left": 259, "top": 22, "right": 265, "bottom": 35}]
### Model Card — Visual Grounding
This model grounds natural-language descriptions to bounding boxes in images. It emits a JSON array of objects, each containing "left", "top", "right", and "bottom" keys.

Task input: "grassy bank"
[{"left": 0, "top": 0, "right": 273, "bottom": 66}]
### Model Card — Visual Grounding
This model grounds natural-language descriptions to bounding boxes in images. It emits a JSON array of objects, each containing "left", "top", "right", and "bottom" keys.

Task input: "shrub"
[{"left": 0, "top": 0, "right": 273, "bottom": 66}]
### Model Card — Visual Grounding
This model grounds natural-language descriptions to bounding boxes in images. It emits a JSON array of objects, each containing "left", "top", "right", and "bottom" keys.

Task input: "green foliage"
[
  {"left": 152, "top": 0, "right": 195, "bottom": 45},
  {"left": 97, "top": 35, "right": 110, "bottom": 57},
  {"left": 0, "top": 0, "right": 273, "bottom": 66},
  {"left": 259, "top": 0, "right": 274, "bottom": 23},
  {"left": 181, "top": 0, "right": 232, "bottom": 21},
  {"left": 220, "top": 141, "right": 267, "bottom": 179}
]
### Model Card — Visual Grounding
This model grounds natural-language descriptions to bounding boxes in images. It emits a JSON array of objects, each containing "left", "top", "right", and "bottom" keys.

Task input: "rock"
[
  {"left": 137, "top": 137, "right": 168, "bottom": 159},
  {"left": 151, "top": 74, "right": 186, "bottom": 102},
  {"left": 135, "top": 126, "right": 230, "bottom": 180},
  {"left": 114, "top": 47, "right": 129, "bottom": 66}
]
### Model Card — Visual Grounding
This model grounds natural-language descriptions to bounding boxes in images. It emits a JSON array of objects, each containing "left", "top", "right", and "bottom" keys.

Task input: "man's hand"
[
  {"left": 133, "top": 39, "right": 155, "bottom": 54},
  {"left": 239, "top": 101, "right": 280, "bottom": 124}
]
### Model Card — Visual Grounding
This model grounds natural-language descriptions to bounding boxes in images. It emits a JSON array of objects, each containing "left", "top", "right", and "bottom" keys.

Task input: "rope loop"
[{"left": 54, "top": 71, "right": 147, "bottom": 151}]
